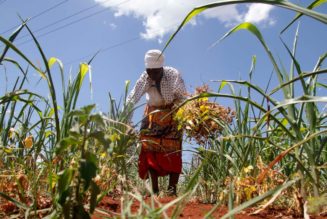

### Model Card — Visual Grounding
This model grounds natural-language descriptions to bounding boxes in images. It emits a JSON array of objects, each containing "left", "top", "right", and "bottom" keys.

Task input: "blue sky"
[{"left": 1, "top": 1, "right": 326, "bottom": 141}]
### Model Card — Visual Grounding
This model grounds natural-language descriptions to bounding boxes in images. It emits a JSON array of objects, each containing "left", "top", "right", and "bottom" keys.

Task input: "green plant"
[
  {"left": 49, "top": 104, "right": 108, "bottom": 218},
  {"left": 103, "top": 81, "right": 138, "bottom": 187},
  {"left": 162, "top": 0, "right": 327, "bottom": 217},
  {"left": 0, "top": 21, "right": 99, "bottom": 217}
]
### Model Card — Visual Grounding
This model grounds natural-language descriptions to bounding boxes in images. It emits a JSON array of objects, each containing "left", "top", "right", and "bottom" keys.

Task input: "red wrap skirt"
[{"left": 138, "top": 104, "right": 182, "bottom": 179}]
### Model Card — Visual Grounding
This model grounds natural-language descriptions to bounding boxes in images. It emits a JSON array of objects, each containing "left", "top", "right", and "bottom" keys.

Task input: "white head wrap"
[{"left": 144, "top": 49, "right": 164, "bottom": 69}]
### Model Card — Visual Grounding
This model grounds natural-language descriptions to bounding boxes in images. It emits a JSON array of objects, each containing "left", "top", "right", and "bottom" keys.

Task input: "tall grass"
[
  {"left": 0, "top": 21, "right": 109, "bottom": 218},
  {"left": 0, "top": 20, "right": 143, "bottom": 217},
  {"left": 163, "top": 0, "right": 327, "bottom": 217}
]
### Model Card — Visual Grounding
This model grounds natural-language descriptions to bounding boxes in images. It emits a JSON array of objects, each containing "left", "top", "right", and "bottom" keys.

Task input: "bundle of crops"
[{"left": 174, "top": 85, "right": 235, "bottom": 144}]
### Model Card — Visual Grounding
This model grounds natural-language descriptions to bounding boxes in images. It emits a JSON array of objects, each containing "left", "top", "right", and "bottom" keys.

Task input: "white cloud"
[
  {"left": 244, "top": 4, "right": 275, "bottom": 26},
  {"left": 109, "top": 23, "right": 117, "bottom": 30},
  {"left": 95, "top": 0, "right": 275, "bottom": 41},
  {"left": 202, "top": 5, "right": 243, "bottom": 27},
  {"left": 103, "top": 20, "right": 117, "bottom": 29}
]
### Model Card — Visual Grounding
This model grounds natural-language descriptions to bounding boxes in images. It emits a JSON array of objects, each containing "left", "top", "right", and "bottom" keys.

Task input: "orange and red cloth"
[{"left": 138, "top": 104, "right": 182, "bottom": 179}]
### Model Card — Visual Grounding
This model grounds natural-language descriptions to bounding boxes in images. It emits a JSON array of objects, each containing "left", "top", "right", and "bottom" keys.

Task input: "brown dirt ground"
[{"left": 92, "top": 196, "right": 327, "bottom": 219}]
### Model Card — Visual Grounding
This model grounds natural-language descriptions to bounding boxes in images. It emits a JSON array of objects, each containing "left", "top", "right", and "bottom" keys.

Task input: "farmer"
[{"left": 126, "top": 49, "right": 187, "bottom": 196}]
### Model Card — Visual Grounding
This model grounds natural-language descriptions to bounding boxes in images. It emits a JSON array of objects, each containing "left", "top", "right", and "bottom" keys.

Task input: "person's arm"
[
  {"left": 126, "top": 72, "right": 148, "bottom": 105},
  {"left": 125, "top": 72, "right": 149, "bottom": 121}
]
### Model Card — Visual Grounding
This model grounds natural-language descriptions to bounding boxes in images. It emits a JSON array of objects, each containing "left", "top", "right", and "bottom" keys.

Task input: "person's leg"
[
  {"left": 168, "top": 173, "right": 179, "bottom": 196},
  {"left": 149, "top": 168, "right": 159, "bottom": 195}
]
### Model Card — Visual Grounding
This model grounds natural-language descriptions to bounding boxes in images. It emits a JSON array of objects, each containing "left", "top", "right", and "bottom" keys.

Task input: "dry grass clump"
[
  {"left": 223, "top": 156, "right": 286, "bottom": 204},
  {"left": 0, "top": 171, "right": 52, "bottom": 216},
  {"left": 174, "top": 84, "right": 236, "bottom": 144}
]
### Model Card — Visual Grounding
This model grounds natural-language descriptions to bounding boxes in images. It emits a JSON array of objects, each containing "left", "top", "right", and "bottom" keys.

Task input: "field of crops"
[{"left": 0, "top": 0, "right": 326, "bottom": 218}]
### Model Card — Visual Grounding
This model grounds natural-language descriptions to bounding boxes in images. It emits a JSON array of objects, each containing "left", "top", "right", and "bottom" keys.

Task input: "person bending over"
[{"left": 126, "top": 49, "right": 187, "bottom": 196}]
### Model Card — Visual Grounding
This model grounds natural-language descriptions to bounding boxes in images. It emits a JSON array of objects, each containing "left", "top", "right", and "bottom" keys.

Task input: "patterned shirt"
[{"left": 127, "top": 66, "right": 187, "bottom": 107}]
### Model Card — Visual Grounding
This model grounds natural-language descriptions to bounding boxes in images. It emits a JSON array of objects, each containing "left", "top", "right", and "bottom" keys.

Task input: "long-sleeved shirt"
[{"left": 127, "top": 66, "right": 187, "bottom": 107}]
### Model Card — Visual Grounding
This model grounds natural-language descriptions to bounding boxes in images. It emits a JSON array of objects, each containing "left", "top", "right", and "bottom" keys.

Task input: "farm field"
[
  {"left": 0, "top": 0, "right": 326, "bottom": 218},
  {"left": 92, "top": 196, "right": 327, "bottom": 219}
]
